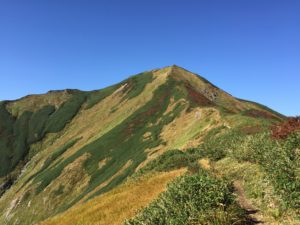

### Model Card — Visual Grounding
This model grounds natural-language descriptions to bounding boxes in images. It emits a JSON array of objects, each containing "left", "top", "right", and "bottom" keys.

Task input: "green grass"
[
  {"left": 126, "top": 169, "right": 251, "bottom": 225},
  {"left": 31, "top": 138, "right": 81, "bottom": 194},
  {"left": 44, "top": 92, "right": 87, "bottom": 133},
  {"left": 195, "top": 126, "right": 300, "bottom": 210},
  {"left": 214, "top": 157, "right": 288, "bottom": 222},
  {"left": 122, "top": 72, "right": 154, "bottom": 100},
  {"left": 85, "top": 85, "right": 120, "bottom": 109},
  {"left": 127, "top": 123, "right": 300, "bottom": 224},
  {"left": 84, "top": 71, "right": 154, "bottom": 110},
  {"left": 27, "top": 105, "right": 56, "bottom": 144},
  {"left": 40, "top": 138, "right": 80, "bottom": 172},
  {"left": 133, "top": 149, "right": 200, "bottom": 178}
]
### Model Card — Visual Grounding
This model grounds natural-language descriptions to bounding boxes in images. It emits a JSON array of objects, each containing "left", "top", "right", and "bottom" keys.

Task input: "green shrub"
[
  {"left": 198, "top": 128, "right": 245, "bottom": 161},
  {"left": 197, "top": 127, "right": 300, "bottom": 210},
  {"left": 231, "top": 132, "right": 300, "bottom": 209},
  {"left": 126, "top": 171, "right": 249, "bottom": 225},
  {"left": 134, "top": 150, "right": 199, "bottom": 178}
]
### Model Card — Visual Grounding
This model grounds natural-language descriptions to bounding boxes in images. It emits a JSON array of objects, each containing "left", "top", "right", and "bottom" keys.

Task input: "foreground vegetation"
[
  {"left": 1, "top": 66, "right": 296, "bottom": 225},
  {"left": 126, "top": 117, "right": 300, "bottom": 224},
  {"left": 127, "top": 170, "right": 252, "bottom": 225},
  {"left": 199, "top": 128, "right": 300, "bottom": 210}
]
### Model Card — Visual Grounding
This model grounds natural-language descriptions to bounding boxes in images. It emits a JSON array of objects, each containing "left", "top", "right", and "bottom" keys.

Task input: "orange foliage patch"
[{"left": 271, "top": 117, "right": 300, "bottom": 139}]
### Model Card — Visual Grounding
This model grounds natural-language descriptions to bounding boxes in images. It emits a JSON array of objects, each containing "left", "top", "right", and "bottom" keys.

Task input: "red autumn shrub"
[{"left": 271, "top": 116, "right": 300, "bottom": 139}]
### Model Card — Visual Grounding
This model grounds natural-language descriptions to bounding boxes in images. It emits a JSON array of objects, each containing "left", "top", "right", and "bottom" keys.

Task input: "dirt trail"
[
  {"left": 233, "top": 180, "right": 264, "bottom": 224},
  {"left": 200, "top": 159, "right": 264, "bottom": 224}
]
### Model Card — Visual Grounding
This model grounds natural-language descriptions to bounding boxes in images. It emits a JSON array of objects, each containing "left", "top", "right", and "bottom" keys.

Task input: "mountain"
[{"left": 1, "top": 65, "right": 298, "bottom": 225}]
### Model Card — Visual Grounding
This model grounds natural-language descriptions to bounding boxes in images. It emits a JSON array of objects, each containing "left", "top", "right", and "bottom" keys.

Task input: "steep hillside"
[{"left": 0, "top": 65, "right": 286, "bottom": 225}]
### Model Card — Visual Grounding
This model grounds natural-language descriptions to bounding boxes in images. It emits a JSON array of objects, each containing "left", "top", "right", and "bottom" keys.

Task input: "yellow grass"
[
  {"left": 39, "top": 169, "right": 186, "bottom": 225},
  {"left": 198, "top": 158, "right": 211, "bottom": 170},
  {"left": 160, "top": 107, "right": 222, "bottom": 150}
]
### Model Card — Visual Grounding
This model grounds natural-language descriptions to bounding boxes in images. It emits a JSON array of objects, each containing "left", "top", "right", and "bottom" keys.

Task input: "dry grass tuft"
[
  {"left": 198, "top": 158, "right": 211, "bottom": 170},
  {"left": 39, "top": 169, "right": 186, "bottom": 225}
]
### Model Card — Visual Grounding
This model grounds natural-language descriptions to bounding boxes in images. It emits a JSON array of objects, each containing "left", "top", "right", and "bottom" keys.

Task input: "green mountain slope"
[{"left": 0, "top": 66, "right": 287, "bottom": 225}]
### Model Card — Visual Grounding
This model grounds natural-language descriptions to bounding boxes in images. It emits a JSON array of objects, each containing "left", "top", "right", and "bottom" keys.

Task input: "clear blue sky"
[{"left": 0, "top": 0, "right": 299, "bottom": 116}]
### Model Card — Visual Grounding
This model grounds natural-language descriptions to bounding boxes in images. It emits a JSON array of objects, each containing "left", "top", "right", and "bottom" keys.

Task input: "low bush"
[
  {"left": 134, "top": 150, "right": 199, "bottom": 178},
  {"left": 199, "top": 128, "right": 246, "bottom": 161},
  {"left": 126, "top": 170, "right": 250, "bottom": 225},
  {"left": 195, "top": 127, "right": 300, "bottom": 210}
]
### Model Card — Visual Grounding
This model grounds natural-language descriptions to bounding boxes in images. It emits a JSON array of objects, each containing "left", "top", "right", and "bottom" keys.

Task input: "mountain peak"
[
  {"left": 167, "top": 64, "right": 183, "bottom": 69},
  {"left": 159, "top": 64, "right": 189, "bottom": 73},
  {"left": 0, "top": 65, "right": 285, "bottom": 225}
]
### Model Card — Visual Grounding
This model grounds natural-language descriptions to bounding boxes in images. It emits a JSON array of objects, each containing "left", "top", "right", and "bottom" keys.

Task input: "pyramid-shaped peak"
[
  {"left": 154, "top": 65, "right": 196, "bottom": 78},
  {"left": 168, "top": 64, "right": 183, "bottom": 69},
  {"left": 157, "top": 65, "right": 203, "bottom": 80},
  {"left": 162, "top": 64, "right": 188, "bottom": 71}
]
